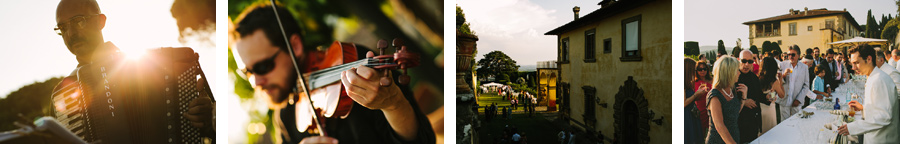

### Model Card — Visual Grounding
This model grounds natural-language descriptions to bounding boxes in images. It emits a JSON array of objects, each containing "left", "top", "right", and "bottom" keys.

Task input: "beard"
[{"left": 264, "top": 69, "right": 299, "bottom": 108}]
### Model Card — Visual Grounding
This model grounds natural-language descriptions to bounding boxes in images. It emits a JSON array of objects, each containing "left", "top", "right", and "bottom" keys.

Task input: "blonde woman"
[{"left": 706, "top": 56, "right": 748, "bottom": 144}]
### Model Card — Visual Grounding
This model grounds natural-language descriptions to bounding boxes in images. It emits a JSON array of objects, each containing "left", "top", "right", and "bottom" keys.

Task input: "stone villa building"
[
  {"left": 544, "top": 0, "right": 672, "bottom": 143},
  {"left": 743, "top": 8, "right": 862, "bottom": 52}
]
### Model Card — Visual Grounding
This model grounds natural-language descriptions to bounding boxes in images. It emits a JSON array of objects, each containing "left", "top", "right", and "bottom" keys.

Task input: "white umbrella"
[
  {"left": 829, "top": 37, "right": 888, "bottom": 48},
  {"left": 482, "top": 82, "right": 504, "bottom": 87}
]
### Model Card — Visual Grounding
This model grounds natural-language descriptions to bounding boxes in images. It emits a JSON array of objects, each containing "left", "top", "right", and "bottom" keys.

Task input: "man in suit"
[
  {"left": 813, "top": 47, "right": 822, "bottom": 66},
  {"left": 824, "top": 49, "right": 838, "bottom": 91}
]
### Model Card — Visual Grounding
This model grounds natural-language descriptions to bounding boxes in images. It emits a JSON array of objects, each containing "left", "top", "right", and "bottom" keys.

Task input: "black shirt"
[{"left": 737, "top": 71, "right": 767, "bottom": 142}]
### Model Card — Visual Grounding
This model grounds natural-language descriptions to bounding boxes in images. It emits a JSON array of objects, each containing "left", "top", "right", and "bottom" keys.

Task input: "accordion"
[{"left": 51, "top": 47, "right": 213, "bottom": 143}]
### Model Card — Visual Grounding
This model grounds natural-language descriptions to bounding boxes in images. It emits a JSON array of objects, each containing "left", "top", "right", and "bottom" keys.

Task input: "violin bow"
[{"left": 268, "top": 0, "right": 327, "bottom": 137}]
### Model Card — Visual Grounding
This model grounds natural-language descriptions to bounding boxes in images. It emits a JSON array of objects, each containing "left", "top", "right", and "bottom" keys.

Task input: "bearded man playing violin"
[{"left": 232, "top": 3, "right": 434, "bottom": 144}]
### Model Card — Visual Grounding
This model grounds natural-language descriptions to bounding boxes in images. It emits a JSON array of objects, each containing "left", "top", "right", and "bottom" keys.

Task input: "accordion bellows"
[{"left": 52, "top": 47, "right": 210, "bottom": 143}]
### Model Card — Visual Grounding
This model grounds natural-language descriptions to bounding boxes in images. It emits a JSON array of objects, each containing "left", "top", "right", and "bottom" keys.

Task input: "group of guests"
[
  {"left": 493, "top": 125, "right": 529, "bottom": 144},
  {"left": 518, "top": 92, "right": 538, "bottom": 117},
  {"left": 684, "top": 44, "right": 900, "bottom": 144},
  {"left": 485, "top": 103, "right": 509, "bottom": 121},
  {"left": 557, "top": 129, "right": 576, "bottom": 144}
]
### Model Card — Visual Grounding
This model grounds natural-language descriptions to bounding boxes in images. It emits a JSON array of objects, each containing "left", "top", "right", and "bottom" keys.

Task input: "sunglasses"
[
  {"left": 242, "top": 50, "right": 282, "bottom": 76},
  {"left": 697, "top": 67, "right": 708, "bottom": 71},
  {"left": 741, "top": 59, "right": 755, "bottom": 64},
  {"left": 54, "top": 14, "right": 101, "bottom": 36},
  {"left": 787, "top": 53, "right": 797, "bottom": 57}
]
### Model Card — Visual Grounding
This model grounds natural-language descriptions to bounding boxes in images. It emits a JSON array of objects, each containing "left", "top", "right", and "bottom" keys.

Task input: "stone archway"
[{"left": 613, "top": 76, "right": 650, "bottom": 144}]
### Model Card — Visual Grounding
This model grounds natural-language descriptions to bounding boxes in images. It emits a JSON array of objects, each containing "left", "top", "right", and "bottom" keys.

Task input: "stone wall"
[{"left": 555, "top": 0, "right": 672, "bottom": 143}]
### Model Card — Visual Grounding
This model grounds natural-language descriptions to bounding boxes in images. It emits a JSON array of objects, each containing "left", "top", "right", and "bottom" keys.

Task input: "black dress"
[{"left": 706, "top": 89, "right": 741, "bottom": 144}]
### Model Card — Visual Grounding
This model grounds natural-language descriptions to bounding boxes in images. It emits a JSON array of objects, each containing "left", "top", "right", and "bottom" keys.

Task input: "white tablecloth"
[{"left": 751, "top": 78, "right": 865, "bottom": 144}]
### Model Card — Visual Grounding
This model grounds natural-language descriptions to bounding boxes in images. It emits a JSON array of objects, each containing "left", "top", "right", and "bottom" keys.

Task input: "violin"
[
  {"left": 291, "top": 39, "right": 420, "bottom": 134},
  {"left": 267, "top": 0, "right": 419, "bottom": 136}
]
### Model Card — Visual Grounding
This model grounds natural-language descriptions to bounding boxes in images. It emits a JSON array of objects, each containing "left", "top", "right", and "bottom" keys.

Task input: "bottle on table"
[{"left": 834, "top": 98, "right": 841, "bottom": 110}]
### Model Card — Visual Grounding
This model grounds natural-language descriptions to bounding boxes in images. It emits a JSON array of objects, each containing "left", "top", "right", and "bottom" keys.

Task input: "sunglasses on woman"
[
  {"left": 697, "top": 67, "right": 707, "bottom": 71},
  {"left": 242, "top": 50, "right": 282, "bottom": 76}
]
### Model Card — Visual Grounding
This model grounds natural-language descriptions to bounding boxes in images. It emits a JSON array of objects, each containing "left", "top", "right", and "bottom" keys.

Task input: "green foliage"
[
  {"left": 684, "top": 41, "right": 700, "bottom": 56},
  {"left": 882, "top": 18, "right": 900, "bottom": 45},
  {"left": 881, "top": 14, "right": 889, "bottom": 32},
  {"left": 0, "top": 77, "right": 63, "bottom": 131},
  {"left": 861, "top": 24, "right": 868, "bottom": 37},
  {"left": 476, "top": 51, "right": 520, "bottom": 81},
  {"left": 457, "top": 6, "right": 475, "bottom": 35},
  {"left": 761, "top": 41, "right": 782, "bottom": 55},
  {"left": 732, "top": 46, "right": 742, "bottom": 57},
  {"left": 498, "top": 73, "right": 510, "bottom": 83},
  {"left": 685, "top": 55, "right": 699, "bottom": 61},
  {"left": 704, "top": 50, "right": 718, "bottom": 63},
  {"left": 514, "top": 71, "right": 536, "bottom": 88},
  {"left": 897, "top": 0, "right": 900, "bottom": 14},
  {"left": 229, "top": 48, "right": 255, "bottom": 99},
  {"left": 867, "top": 9, "right": 880, "bottom": 38},
  {"left": 749, "top": 45, "right": 759, "bottom": 54},
  {"left": 507, "top": 83, "right": 536, "bottom": 96},
  {"left": 717, "top": 40, "right": 726, "bottom": 55}
]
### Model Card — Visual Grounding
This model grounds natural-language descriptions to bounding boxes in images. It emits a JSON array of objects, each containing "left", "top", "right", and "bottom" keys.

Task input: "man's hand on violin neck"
[
  {"left": 340, "top": 51, "right": 419, "bottom": 141},
  {"left": 340, "top": 64, "right": 405, "bottom": 110}
]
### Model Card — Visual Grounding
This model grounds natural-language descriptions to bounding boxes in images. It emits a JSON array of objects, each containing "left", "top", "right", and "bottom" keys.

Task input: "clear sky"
[
  {"left": 0, "top": 0, "right": 216, "bottom": 98},
  {"left": 457, "top": 0, "right": 602, "bottom": 66},
  {"left": 685, "top": 0, "right": 897, "bottom": 48}
]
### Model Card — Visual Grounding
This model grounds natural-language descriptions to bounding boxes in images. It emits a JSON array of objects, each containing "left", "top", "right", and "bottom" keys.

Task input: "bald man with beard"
[{"left": 50, "top": 0, "right": 213, "bottom": 143}]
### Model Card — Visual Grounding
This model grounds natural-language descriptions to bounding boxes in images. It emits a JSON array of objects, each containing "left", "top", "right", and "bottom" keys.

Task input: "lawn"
[
  {"left": 475, "top": 93, "right": 575, "bottom": 144},
  {"left": 477, "top": 93, "right": 512, "bottom": 106}
]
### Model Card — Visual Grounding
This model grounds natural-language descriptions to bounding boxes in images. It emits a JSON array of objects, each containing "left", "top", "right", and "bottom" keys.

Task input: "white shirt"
[
  {"left": 847, "top": 68, "right": 900, "bottom": 143},
  {"left": 893, "top": 58, "right": 900, "bottom": 72},
  {"left": 814, "top": 57, "right": 821, "bottom": 66},
  {"left": 558, "top": 131, "right": 566, "bottom": 141},
  {"left": 889, "top": 58, "right": 897, "bottom": 68},
  {"left": 568, "top": 133, "right": 576, "bottom": 144},
  {"left": 778, "top": 60, "right": 813, "bottom": 107},
  {"left": 879, "top": 64, "right": 900, "bottom": 99}
]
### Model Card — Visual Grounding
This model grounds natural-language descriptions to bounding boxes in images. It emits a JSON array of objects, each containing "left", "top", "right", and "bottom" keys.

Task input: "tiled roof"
[
  {"left": 742, "top": 9, "right": 861, "bottom": 30},
  {"left": 545, "top": 0, "right": 658, "bottom": 35}
]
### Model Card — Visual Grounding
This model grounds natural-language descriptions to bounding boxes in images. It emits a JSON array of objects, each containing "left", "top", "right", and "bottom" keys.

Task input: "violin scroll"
[{"left": 372, "top": 38, "right": 419, "bottom": 86}]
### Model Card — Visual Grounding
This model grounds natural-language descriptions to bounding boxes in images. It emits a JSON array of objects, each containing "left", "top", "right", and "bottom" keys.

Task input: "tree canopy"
[
  {"left": 476, "top": 51, "right": 520, "bottom": 82},
  {"left": 457, "top": 6, "right": 475, "bottom": 35},
  {"left": 867, "top": 10, "right": 880, "bottom": 38},
  {"left": 882, "top": 18, "right": 900, "bottom": 45},
  {"left": 749, "top": 45, "right": 759, "bottom": 54},
  {"left": 717, "top": 40, "right": 726, "bottom": 55},
  {"left": 732, "top": 46, "right": 742, "bottom": 57},
  {"left": 684, "top": 41, "right": 700, "bottom": 56},
  {"left": 0, "top": 77, "right": 63, "bottom": 132},
  {"left": 761, "top": 41, "right": 781, "bottom": 55}
]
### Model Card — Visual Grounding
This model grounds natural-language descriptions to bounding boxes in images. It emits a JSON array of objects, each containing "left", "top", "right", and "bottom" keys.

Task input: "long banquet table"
[{"left": 751, "top": 76, "right": 866, "bottom": 144}]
